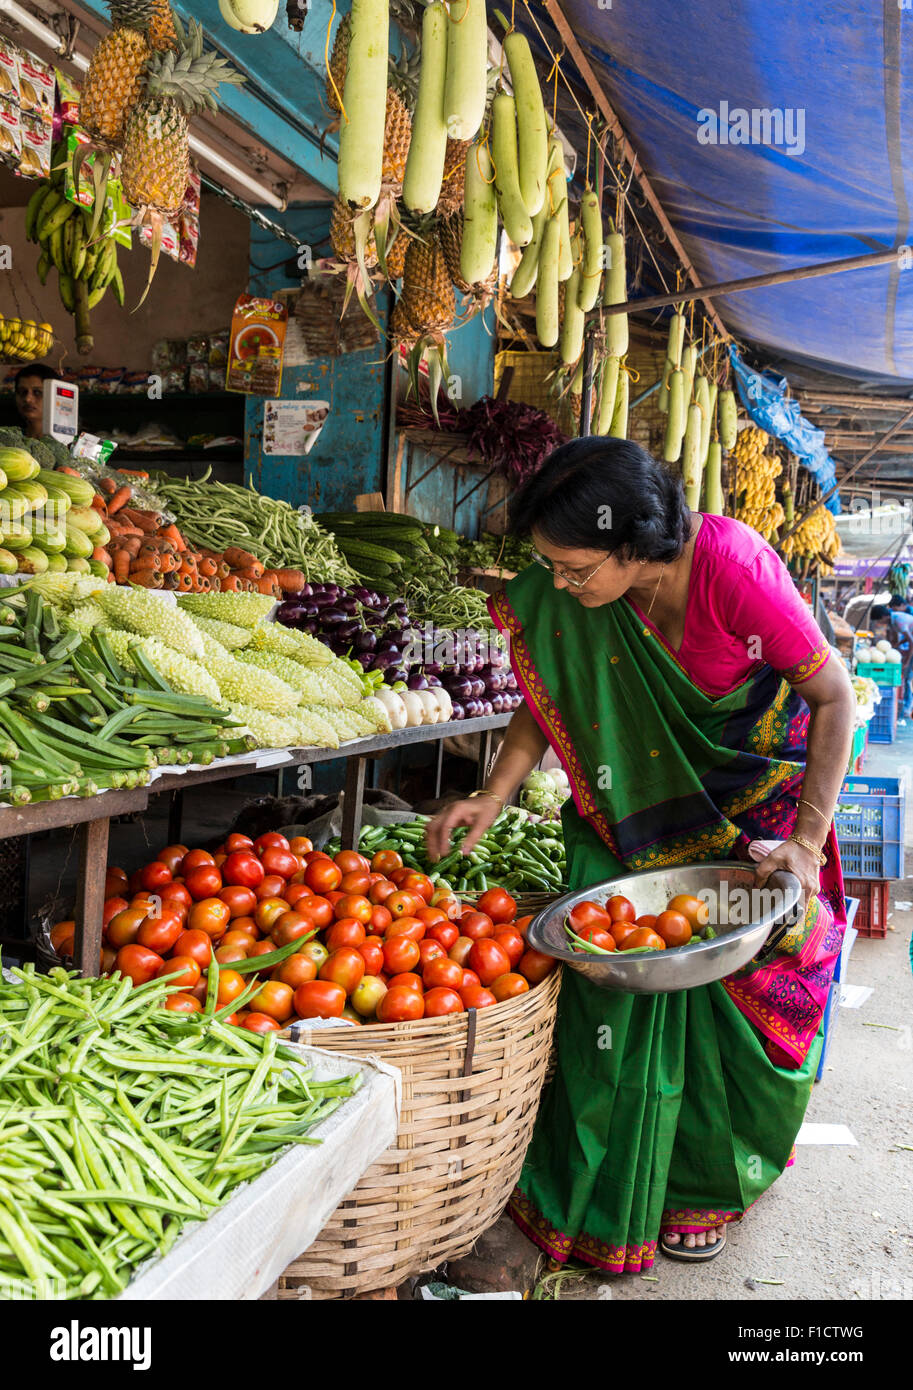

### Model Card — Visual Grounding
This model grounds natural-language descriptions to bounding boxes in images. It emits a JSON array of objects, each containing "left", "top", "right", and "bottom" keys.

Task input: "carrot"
[
  {"left": 198, "top": 557, "right": 217, "bottom": 578},
  {"left": 220, "top": 575, "right": 243, "bottom": 592},
  {"left": 115, "top": 468, "right": 150, "bottom": 479},
  {"left": 120, "top": 508, "right": 159, "bottom": 533},
  {"left": 113, "top": 550, "right": 130, "bottom": 585},
  {"left": 223, "top": 547, "right": 262, "bottom": 572},
  {"left": 274, "top": 569, "right": 306, "bottom": 593},
  {"left": 232, "top": 566, "right": 265, "bottom": 583},
  {"left": 176, "top": 572, "right": 193, "bottom": 591},
  {"left": 159, "top": 524, "right": 186, "bottom": 551},
  {"left": 120, "top": 535, "right": 143, "bottom": 558},
  {"left": 107, "top": 486, "right": 133, "bottom": 516},
  {"left": 57, "top": 465, "right": 83, "bottom": 478},
  {"left": 158, "top": 553, "right": 178, "bottom": 573},
  {"left": 133, "top": 570, "right": 163, "bottom": 589},
  {"left": 92, "top": 546, "right": 111, "bottom": 567},
  {"left": 107, "top": 522, "right": 144, "bottom": 539},
  {"left": 200, "top": 576, "right": 212, "bottom": 592},
  {"left": 98, "top": 477, "right": 116, "bottom": 496},
  {"left": 216, "top": 561, "right": 230, "bottom": 579},
  {"left": 257, "top": 577, "right": 282, "bottom": 597},
  {"left": 91, "top": 495, "right": 108, "bottom": 516}
]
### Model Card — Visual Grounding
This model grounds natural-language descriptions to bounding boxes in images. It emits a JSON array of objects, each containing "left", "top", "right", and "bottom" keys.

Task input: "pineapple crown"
[
  {"left": 141, "top": 16, "right": 245, "bottom": 111},
  {"left": 107, "top": 0, "right": 157, "bottom": 33}
]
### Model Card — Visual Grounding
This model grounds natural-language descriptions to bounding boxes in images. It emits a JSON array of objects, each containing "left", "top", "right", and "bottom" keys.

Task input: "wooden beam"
[
  {"left": 801, "top": 393, "right": 913, "bottom": 411},
  {"left": 540, "top": 0, "right": 730, "bottom": 342}
]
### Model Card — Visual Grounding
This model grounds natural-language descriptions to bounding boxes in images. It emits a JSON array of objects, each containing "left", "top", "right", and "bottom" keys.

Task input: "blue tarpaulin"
[
  {"left": 729, "top": 347, "right": 841, "bottom": 512},
  {"left": 554, "top": 0, "right": 913, "bottom": 386}
]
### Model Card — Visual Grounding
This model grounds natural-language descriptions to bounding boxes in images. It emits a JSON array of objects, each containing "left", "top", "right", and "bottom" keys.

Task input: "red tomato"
[
  {"left": 416, "top": 906, "right": 447, "bottom": 927},
  {"left": 138, "top": 856, "right": 170, "bottom": 889},
  {"left": 477, "top": 887, "right": 517, "bottom": 924},
  {"left": 284, "top": 883, "right": 314, "bottom": 909},
  {"left": 468, "top": 938, "right": 511, "bottom": 986},
  {"left": 104, "top": 867, "right": 129, "bottom": 898},
  {"left": 447, "top": 936, "right": 475, "bottom": 968},
  {"left": 339, "top": 869, "right": 371, "bottom": 896},
  {"left": 334, "top": 849, "right": 370, "bottom": 874},
  {"left": 386, "top": 890, "right": 421, "bottom": 919},
  {"left": 255, "top": 874, "right": 287, "bottom": 902},
  {"left": 215, "top": 944, "right": 249, "bottom": 964},
  {"left": 369, "top": 879, "right": 397, "bottom": 905},
  {"left": 426, "top": 921, "right": 459, "bottom": 951},
  {"left": 254, "top": 897, "right": 289, "bottom": 932},
  {"left": 665, "top": 894, "right": 710, "bottom": 931},
  {"left": 188, "top": 979, "right": 209, "bottom": 1004},
  {"left": 459, "top": 984, "right": 497, "bottom": 1010},
  {"left": 493, "top": 928, "right": 525, "bottom": 969},
  {"left": 188, "top": 898, "right": 230, "bottom": 941},
  {"left": 216, "top": 969, "right": 246, "bottom": 1008},
  {"left": 619, "top": 927, "right": 666, "bottom": 952},
  {"left": 254, "top": 833, "right": 290, "bottom": 855},
  {"left": 275, "top": 953, "right": 318, "bottom": 989},
  {"left": 389, "top": 867, "right": 412, "bottom": 886},
  {"left": 461, "top": 969, "right": 481, "bottom": 990},
  {"left": 431, "top": 892, "right": 462, "bottom": 920},
  {"left": 653, "top": 911, "right": 692, "bottom": 948},
  {"left": 387, "top": 972, "right": 424, "bottom": 992},
  {"left": 180, "top": 849, "right": 215, "bottom": 875},
  {"left": 610, "top": 918, "right": 638, "bottom": 948},
  {"left": 568, "top": 900, "right": 613, "bottom": 934},
  {"left": 418, "top": 939, "right": 445, "bottom": 969},
  {"left": 303, "top": 849, "right": 332, "bottom": 864},
  {"left": 377, "top": 986, "right": 425, "bottom": 1022},
  {"left": 224, "top": 833, "right": 254, "bottom": 853},
  {"left": 382, "top": 936, "right": 421, "bottom": 975},
  {"left": 173, "top": 929, "right": 214, "bottom": 969},
  {"left": 225, "top": 919, "right": 259, "bottom": 941},
  {"left": 136, "top": 914, "right": 184, "bottom": 954},
  {"left": 319, "top": 947, "right": 365, "bottom": 995},
  {"left": 241, "top": 1013, "right": 282, "bottom": 1034},
  {"left": 370, "top": 904, "right": 393, "bottom": 934},
  {"left": 514, "top": 915, "right": 534, "bottom": 940},
  {"left": 299, "top": 895, "right": 333, "bottom": 930},
  {"left": 218, "top": 885, "right": 258, "bottom": 920},
  {"left": 634, "top": 914, "right": 658, "bottom": 931},
  {"left": 304, "top": 858, "right": 342, "bottom": 894},
  {"left": 163, "top": 992, "right": 202, "bottom": 1014},
  {"left": 222, "top": 851, "right": 265, "bottom": 889},
  {"left": 293, "top": 981, "right": 346, "bottom": 1020},
  {"left": 334, "top": 893, "right": 372, "bottom": 925},
  {"left": 288, "top": 836, "right": 313, "bottom": 856},
  {"left": 154, "top": 844, "right": 188, "bottom": 876},
  {"left": 106, "top": 907, "right": 147, "bottom": 949},
  {"left": 250, "top": 980, "right": 294, "bottom": 1022},
  {"left": 371, "top": 850, "right": 403, "bottom": 875},
  {"left": 424, "top": 987, "right": 465, "bottom": 1017},
  {"left": 247, "top": 939, "right": 280, "bottom": 966},
  {"left": 114, "top": 944, "right": 162, "bottom": 986},
  {"left": 325, "top": 918, "right": 367, "bottom": 951},
  {"left": 422, "top": 956, "right": 464, "bottom": 991},
  {"left": 127, "top": 869, "right": 143, "bottom": 895},
  {"left": 260, "top": 847, "right": 299, "bottom": 880},
  {"left": 272, "top": 912, "right": 316, "bottom": 948},
  {"left": 358, "top": 936, "right": 385, "bottom": 973},
  {"left": 460, "top": 911, "right": 495, "bottom": 941},
  {"left": 385, "top": 916, "right": 425, "bottom": 943},
  {"left": 184, "top": 865, "right": 223, "bottom": 901},
  {"left": 606, "top": 895, "right": 637, "bottom": 923},
  {"left": 573, "top": 924, "right": 616, "bottom": 952},
  {"left": 518, "top": 948, "right": 557, "bottom": 985},
  {"left": 400, "top": 871, "right": 434, "bottom": 902},
  {"left": 159, "top": 882, "right": 192, "bottom": 917},
  {"left": 491, "top": 973, "right": 530, "bottom": 1002},
  {"left": 157, "top": 954, "right": 200, "bottom": 989},
  {"left": 325, "top": 889, "right": 346, "bottom": 908},
  {"left": 102, "top": 894, "right": 129, "bottom": 929}
]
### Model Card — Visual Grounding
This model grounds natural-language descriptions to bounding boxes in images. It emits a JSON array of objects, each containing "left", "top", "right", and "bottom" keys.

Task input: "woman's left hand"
[{"left": 753, "top": 838, "right": 822, "bottom": 904}]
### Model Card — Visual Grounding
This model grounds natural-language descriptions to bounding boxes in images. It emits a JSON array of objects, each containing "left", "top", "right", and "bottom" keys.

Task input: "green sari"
[{"left": 491, "top": 567, "right": 845, "bottom": 1272}]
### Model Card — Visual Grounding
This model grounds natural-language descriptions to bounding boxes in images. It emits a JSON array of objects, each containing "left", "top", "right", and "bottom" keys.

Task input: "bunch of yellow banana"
[
  {"left": 731, "top": 424, "right": 784, "bottom": 539},
  {"left": 24, "top": 146, "right": 125, "bottom": 356},
  {"left": 780, "top": 504, "right": 841, "bottom": 574},
  {"left": 0, "top": 314, "right": 53, "bottom": 364}
]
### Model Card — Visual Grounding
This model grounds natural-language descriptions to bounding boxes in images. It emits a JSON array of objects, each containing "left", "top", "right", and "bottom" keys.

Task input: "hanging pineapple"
[
  {"left": 328, "top": 195, "right": 383, "bottom": 328},
  {"left": 120, "top": 15, "right": 244, "bottom": 305},
  {"left": 438, "top": 210, "right": 498, "bottom": 315},
  {"left": 435, "top": 138, "right": 471, "bottom": 216},
  {"left": 392, "top": 227, "right": 455, "bottom": 425}
]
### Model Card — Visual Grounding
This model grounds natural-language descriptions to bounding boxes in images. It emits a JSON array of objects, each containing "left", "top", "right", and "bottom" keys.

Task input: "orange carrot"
[
  {"left": 92, "top": 546, "right": 111, "bottom": 567},
  {"left": 198, "top": 557, "right": 217, "bottom": 578},
  {"left": 113, "top": 550, "right": 130, "bottom": 585},
  {"left": 158, "top": 523, "right": 185, "bottom": 551},
  {"left": 120, "top": 508, "right": 158, "bottom": 533},
  {"left": 223, "top": 547, "right": 262, "bottom": 573},
  {"left": 274, "top": 569, "right": 306, "bottom": 593},
  {"left": 98, "top": 477, "right": 116, "bottom": 496},
  {"left": 107, "top": 486, "right": 133, "bottom": 515},
  {"left": 220, "top": 575, "right": 243, "bottom": 592}
]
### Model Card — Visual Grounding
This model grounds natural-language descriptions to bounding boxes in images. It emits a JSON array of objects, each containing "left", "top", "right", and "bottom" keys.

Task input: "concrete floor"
[{"left": 550, "top": 725, "right": 913, "bottom": 1303}]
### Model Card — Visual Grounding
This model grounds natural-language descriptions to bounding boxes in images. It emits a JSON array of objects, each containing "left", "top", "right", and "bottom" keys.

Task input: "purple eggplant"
[
  {"left": 426, "top": 674, "right": 442, "bottom": 687},
  {"left": 407, "top": 672, "right": 428, "bottom": 691},
  {"left": 372, "top": 649, "right": 399, "bottom": 671},
  {"left": 480, "top": 699, "right": 494, "bottom": 718},
  {"left": 337, "top": 619, "right": 362, "bottom": 641},
  {"left": 385, "top": 665, "right": 409, "bottom": 684},
  {"left": 470, "top": 678, "right": 485, "bottom": 699},
  {"left": 355, "top": 651, "right": 375, "bottom": 670},
  {"left": 318, "top": 608, "right": 348, "bottom": 627},
  {"left": 450, "top": 701, "right": 465, "bottom": 721},
  {"left": 277, "top": 601, "right": 307, "bottom": 624},
  {"left": 447, "top": 677, "right": 472, "bottom": 701},
  {"left": 354, "top": 630, "right": 377, "bottom": 652}
]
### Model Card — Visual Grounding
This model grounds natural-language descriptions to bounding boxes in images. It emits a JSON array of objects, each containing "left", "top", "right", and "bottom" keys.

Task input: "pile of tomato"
[
  {"left": 52, "top": 833, "right": 559, "bottom": 1032},
  {"left": 565, "top": 892, "right": 710, "bottom": 953}
]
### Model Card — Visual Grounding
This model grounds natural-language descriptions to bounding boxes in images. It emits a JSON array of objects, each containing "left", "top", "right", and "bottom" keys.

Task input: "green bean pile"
[
  {"left": 403, "top": 580, "right": 495, "bottom": 631},
  {"left": 326, "top": 807, "right": 567, "bottom": 894},
  {"left": 151, "top": 469, "right": 359, "bottom": 585},
  {"left": 0, "top": 965, "right": 361, "bottom": 1300}
]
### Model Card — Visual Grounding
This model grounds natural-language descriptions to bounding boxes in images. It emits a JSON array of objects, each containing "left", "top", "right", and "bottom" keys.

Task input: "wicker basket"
[{"left": 277, "top": 967, "right": 561, "bottom": 1298}]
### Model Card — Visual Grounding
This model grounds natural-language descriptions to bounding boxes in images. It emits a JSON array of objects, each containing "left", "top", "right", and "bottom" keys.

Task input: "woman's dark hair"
[
  {"left": 14, "top": 363, "right": 56, "bottom": 386},
  {"left": 509, "top": 437, "right": 690, "bottom": 562}
]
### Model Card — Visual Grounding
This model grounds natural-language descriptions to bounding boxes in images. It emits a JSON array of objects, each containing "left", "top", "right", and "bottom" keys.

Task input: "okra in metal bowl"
[{"left": 526, "top": 862, "right": 802, "bottom": 994}]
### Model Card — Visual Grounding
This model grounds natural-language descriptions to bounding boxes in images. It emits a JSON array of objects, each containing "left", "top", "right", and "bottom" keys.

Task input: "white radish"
[
  {"left": 443, "top": 0, "right": 488, "bottom": 141},
  {"left": 402, "top": 2, "right": 450, "bottom": 215},
  {"left": 492, "top": 92, "right": 533, "bottom": 246},
  {"left": 504, "top": 30, "right": 548, "bottom": 216},
  {"left": 461, "top": 140, "right": 499, "bottom": 284},
  {"left": 337, "top": 0, "right": 389, "bottom": 210}
]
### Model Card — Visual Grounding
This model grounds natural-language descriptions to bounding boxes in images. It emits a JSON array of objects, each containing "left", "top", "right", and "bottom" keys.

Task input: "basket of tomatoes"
[{"left": 50, "top": 831, "right": 561, "bottom": 1297}]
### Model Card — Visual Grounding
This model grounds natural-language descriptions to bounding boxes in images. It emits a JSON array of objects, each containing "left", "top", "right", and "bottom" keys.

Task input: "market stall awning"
[{"left": 553, "top": 0, "right": 913, "bottom": 386}]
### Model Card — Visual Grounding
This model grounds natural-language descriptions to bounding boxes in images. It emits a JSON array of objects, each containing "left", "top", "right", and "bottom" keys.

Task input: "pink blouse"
[{"left": 627, "top": 513, "right": 831, "bottom": 698}]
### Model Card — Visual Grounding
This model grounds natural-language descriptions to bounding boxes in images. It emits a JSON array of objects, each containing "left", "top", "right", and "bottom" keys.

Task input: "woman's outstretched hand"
[
  {"left": 753, "top": 838, "right": 821, "bottom": 904},
  {"left": 426, "top": 796, "right": 501, "bottom": 862}
]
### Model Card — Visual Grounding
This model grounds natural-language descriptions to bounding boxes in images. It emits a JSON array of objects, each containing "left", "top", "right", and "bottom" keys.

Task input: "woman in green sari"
[{"left": 428, "top": 439, "right": 855, "bottom": 1268}]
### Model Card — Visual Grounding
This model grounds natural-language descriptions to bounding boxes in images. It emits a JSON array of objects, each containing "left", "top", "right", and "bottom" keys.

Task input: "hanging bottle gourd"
[
  {"left": 682, "top": 401, "right": 704, "bottom": 507},
  {"left": 337, "top": 0, "right": 389, "bottom": 210},
  {"left": 609, "top": 365, "right": 629, "bottom": 439}
]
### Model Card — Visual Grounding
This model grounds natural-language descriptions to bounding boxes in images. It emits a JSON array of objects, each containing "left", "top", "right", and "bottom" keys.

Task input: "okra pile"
[
  {"left": 0, "top": 587, "right": 253, "bottom": 804},
  {"left": 0, "top": 964, "right": 361, "bottom": 1299},
  {"left": 326, "top": 807, "right": 567, "bottom": 894}
]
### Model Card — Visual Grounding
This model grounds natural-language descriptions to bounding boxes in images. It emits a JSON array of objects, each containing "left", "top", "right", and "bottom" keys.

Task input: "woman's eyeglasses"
[{"left": 532, "top": 552, "right": 611, "bottom": 590}]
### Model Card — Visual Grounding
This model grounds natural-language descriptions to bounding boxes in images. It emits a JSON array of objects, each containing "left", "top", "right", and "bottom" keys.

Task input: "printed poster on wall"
[{"left": 262, "top": 399, "right": 330, "bottom": 456}]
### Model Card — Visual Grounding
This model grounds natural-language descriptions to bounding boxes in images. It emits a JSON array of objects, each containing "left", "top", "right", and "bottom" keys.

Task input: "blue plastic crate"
[
  {"left": 868, "top": 684, "right": 898, "bottom": 743},
  {"left": 835, "top": 775, "right": 905, "bottom": 879},
  {"left": 816, "top": 904, "right": 859, "bottom": 1082}
]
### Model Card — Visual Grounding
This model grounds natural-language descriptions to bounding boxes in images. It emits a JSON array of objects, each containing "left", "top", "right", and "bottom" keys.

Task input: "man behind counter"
[{"left": 12, "top": 363, "right": 56, "bottom": 439}]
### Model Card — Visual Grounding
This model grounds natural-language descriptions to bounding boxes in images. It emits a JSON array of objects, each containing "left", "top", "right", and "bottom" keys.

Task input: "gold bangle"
[
  {"left": 799, "top": 798, "right": 832, "bottom": 828},
  {"left": 789, "top": 833, "right": 827, "bottom": 866},
  {"left": 468, "top": 789, "right": 505, "bottom": 812}
]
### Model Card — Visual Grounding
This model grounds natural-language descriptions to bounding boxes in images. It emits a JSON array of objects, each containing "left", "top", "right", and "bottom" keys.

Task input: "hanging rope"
[{"left": 324, "top": 0, "right": 348, "bottom": 124}]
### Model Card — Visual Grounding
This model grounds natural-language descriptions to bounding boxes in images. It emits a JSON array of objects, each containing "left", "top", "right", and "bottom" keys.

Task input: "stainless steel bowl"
[{"left": 526, "top": 861, "right": 802, "bottom": 994}]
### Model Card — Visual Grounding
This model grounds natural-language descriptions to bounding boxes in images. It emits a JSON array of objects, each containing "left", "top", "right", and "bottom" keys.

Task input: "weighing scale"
[{"left": 41, "top": 378, "right": 79, "bottom": 444}]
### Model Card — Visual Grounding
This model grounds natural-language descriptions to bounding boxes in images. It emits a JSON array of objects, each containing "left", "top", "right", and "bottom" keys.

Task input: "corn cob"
[
  {"left": 246, "top": 622, "right": 334, "bottom": 666},
  {"left": 96, "top": 588, "right": 204, "bottom": 660},
  {"left": 177, "top": 591, "right": 278, "bottom": 628},
  {"left": 228, "top": 702, "right": 301, "bottom": 749},
  {"left": 189, "top": 614, "right": 252, "bottom": 651}
]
